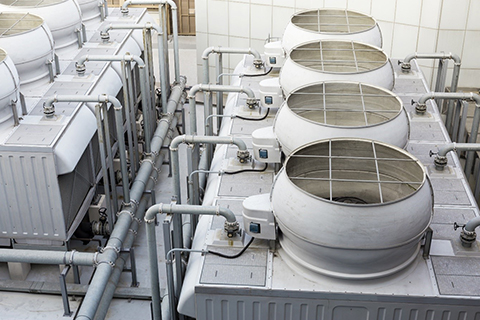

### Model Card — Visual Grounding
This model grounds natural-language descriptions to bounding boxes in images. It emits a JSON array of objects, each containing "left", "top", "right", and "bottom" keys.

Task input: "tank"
[
  {"left": 77, "top": 0, "right": 102, "bottom": 25},
  {"left": 0, "top": 47, "right": 20, "bottom": 132},
  {"left": 280, "top": 39, "right": 394, "bottom": 95},
  {"left": 274, "top": 81, "right": 409, "bottom": 155},
  {"left": 282, "top": 9, "right": 382, "bottom": 53},
  {"left": 0, "top": 12, "right": 55, "bottom": 88},
  {"left": 0, "top": 0, "right": 83, "bottom": 51},
  {"left": 271, "top": 138, "right": 433, "bottom": 279}
]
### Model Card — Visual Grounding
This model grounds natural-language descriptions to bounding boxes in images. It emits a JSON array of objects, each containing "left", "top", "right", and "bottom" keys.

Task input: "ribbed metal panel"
[
  {"left": 195, "top": 291, "right": 480, "bottom": 320},
  {"left": 0, "top": 151, "right": 65, "bottom": 240}
]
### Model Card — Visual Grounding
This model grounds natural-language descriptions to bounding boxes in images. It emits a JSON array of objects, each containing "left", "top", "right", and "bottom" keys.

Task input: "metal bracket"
[
  {"left": 423, "top": 227, "right": 433, "bottom": 258},
  {"left": 121, "top": 247, "right": 139, "bottom": 287},
  {"left": 59, "top": 265, "right": 77, "bottom": 317}
]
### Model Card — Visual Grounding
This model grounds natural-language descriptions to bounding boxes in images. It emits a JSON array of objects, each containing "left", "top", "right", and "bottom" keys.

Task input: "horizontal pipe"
[
  {"left": 437, "top": 143, "right": 480, "bottom": 157},
  {"left": 76, "top": 54, "right": 145, "bottom": 68},
  {"left": 201, "top": 46, "right": 262, "bottom": 61},
  {"left": 0, "top": 249, "right": 94, "bottom": 266},
  {"left": 418, "top": 92, "right": 480, "bottom": 105},
  {"left": 403, "top": 52, "right": 461, "bottom": 65},
  {"left": 145, "top": 203, "right": 237, "bottom": 223},
  {"left": 171, "top": 134, "right": 248, "bottom": 153},
  {"left": 465, "top": 216, "right": 480, "bottom": 233}
]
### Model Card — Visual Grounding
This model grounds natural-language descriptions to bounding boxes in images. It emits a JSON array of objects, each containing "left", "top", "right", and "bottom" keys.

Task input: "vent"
[
  {"left": 274, "top": 81, "right": 408, "bottom": 155},
  {"left": 272, "top": 138, "right": 432, "bottom": 279},
  {"left": 283, "top": 9, "right": 382, "bottom": 53},
  {"left": 280, "top": 40, "right": 394, "bottom": 95}
]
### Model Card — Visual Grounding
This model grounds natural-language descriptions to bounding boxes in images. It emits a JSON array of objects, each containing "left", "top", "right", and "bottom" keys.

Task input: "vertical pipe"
[
  {"left": 125, "top": 62, "right": 140, "bottom": 173},
  {"left": 216, "top": 53, "right": 224, "bottom": 133},
  {"left": 120, "top": 60, "right": 136, "bottom": 178},
  {"left": 170, "top": 4, "right": 180, "bottom": 83},
  {"left": 465, "top": 106, "right": 480, "bottom": 179},
  {"left": 113, "top": 102, "right": 131, "bottom": 204},
  {"left": 145, "top": 211, "right": 162, "bottom": 320},
  {"left": 161, "top": 4, "right": 171, "bottom": 89},
  {"left": 102, "top": 103, "right": 119, "bottom": 215},
  {"left": 139, "top": 66, "right": 152, "bottom": 153},
  {"left": 95, "top": 104, "right": 115, "bottom": 227}
]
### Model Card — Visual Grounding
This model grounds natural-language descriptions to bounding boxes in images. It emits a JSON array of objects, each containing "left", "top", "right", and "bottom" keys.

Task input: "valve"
[
  {"left": 75, "top": 62, "right": 86, "bottom": 76},
  {"left": 43, "top": 102, "right": 55, "bottom": 118},
  {"left": 100, "top": 31, "right": 110, "bottom": 43},
  {"left": 121, "top": 8, "right": 129, "bottom": 15},
  {"left": 399, "top": 60, "right": 411, "bottom": 72},
  {"left": 246, "top": 98, "right": 258, "bottom": 109},
  {"left": 237, "top": 150, "right": 251, "bottom": 163},
  {"left": 253, "top": 58, "right": 264, "bottom": 69},
  {"left": 453, "top": 222, "right": 476, "bottom": 248},
  {"left": 411, "top": 99, "right": 427, "bottom": 115},
  {"left": 433, "top": 155, "right": 448, "bottom": 171},
  {"left": 224, "top": 220, "right": 240, "bottom": 238}
]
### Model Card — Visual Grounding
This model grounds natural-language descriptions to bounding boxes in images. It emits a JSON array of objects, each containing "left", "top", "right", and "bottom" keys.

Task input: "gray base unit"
[{"left": 195, "top": 287, "right": 480, "bottom": 320}]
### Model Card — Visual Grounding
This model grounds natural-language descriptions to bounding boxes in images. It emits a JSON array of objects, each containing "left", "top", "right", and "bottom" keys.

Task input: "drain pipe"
[
  {"left": 122, "top": 0, "right": 180, "bottom": 84},
  {"left": 402, "top": 52, "right": 461, "bottom": 128},
  {"left": 188, "top": 84, "right": 257, "bottom": 136},
  {"left": 169, "top": 134, "right": 249, "bottom": 298},
  {"left": 77, "top": 77, "right": 186, "bottom": 320},
  {"left": 202, "top": 46, "right": 263, "bottom": 84},
  {"left": 93, "top": 77, "right": 186, "bottom": 320},
  {"left": 431, "top": 142, "right": 480, "bottom": 171},
  {"left": 44, "top": 95, "right": 130, "bottom": 205},
  {"left": 76, "top": 54, "right": 153, "bottom": 153},
  {"left": 144, "top": 204, "right": 239, "bottom": 320},
  {"left": 100, "top": 22, "right": 168, "bottom": 111},
  {"left": 419, "top": 93, "right": 480, "bottom": 177},
  {"left": 455, "top": 216, "right": 480, "bottom": 247}
]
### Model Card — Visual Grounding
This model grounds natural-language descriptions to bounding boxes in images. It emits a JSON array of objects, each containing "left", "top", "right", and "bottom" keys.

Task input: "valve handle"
[{"left": 454, "top": 222, "right": 465, "bottom": 231}]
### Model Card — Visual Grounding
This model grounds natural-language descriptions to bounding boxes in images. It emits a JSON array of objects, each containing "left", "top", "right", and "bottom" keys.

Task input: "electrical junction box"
[
  {"left": 242, "top": 193, "right": 276, "bottom": 240},
  {"left": 259, "top": 77, "right": 283, "bottom": 109},
  {"left": 252, "top": 126, "right": 281, "bottom": 163},
  {"left": 264, "top": 40, "right": 285, "bottom": 68}
]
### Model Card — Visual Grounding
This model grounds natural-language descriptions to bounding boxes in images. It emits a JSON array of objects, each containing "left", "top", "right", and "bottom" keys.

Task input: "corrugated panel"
[
  {"left": 195, "top": 293, "right": 480, "bottom": 320},
  {"left": 0, "top": 152, "right": 66, "bottom": 240}
]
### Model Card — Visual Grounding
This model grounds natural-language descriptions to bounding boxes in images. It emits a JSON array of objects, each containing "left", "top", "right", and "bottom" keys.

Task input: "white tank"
[
  {"left": 0, "top": 12, "right": 55, "bottom": 88},
  {"left": 274, "top": 81, "right": 409, "bottom": 155},
  {"left": 282, "top": 9, "right": 382, "bottom": 53},
  {"left": 271, "top": 138, "right": 433, "bottom": 279},
  {"left": 280, "top": 40, "right": 394, "bottom": 95},
  {"left": 0, "top": 0, "right": 83, "bottom": 51},
  {"left": 0, "top": 47, "right": 20, "bottom": 130},
  {"left": 77, "top": 0, "right": 101, "bottom": 25}
]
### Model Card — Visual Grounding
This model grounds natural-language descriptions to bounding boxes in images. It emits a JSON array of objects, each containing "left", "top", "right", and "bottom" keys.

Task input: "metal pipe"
[
  {"left": 100, "top": 22, "right": 168, "bottom": 111},
  {"left": 121, "top": 0, "right": 180, "bottom": 84},
  {"left": 77, "top": 77, "right": 186, "bottom": 320},
  {"left": 0, "top": 249, "right": 94, "bottom": 265},
  {"left": 44, "top": 95, "right": 130, "bottom": 203},
  {"left": 145, "top": 204, "right": 238, "bottom": 320},
  {"left": 433, "top": 142, "right": 480, "bottom": 171},
  {"left": 76, "top": 54, "right": 153, "bottom": 153},
  {"left": 202, "top": 46, "right": 263, "bottom": 84},
  {"left": 418, "top": 92, "right": 480, "bottom": 106},
  {"left": 187, "top": 84, "right": 257, "bottom": 135}
]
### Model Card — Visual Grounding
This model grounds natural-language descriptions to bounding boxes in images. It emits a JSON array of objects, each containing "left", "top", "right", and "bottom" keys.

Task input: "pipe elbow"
[
  {"left": 202, "top": 47, "right": 216, "bottom": 60},
  {"left": 166, "top": 0, "right": 177, "bottom": 9},
  {"left": 418, "top": 93, "right": 434, "bottom": 105},
  {"left": 188, "top": 84, "right": 203, "bottom": 97},
  {"left": 450, "top": 52, "right": 461, "bottom": 64},
  {"left": 470, "top": 93, "right": 480, "bottom": 105},
  {"left": 403, "top": 52, "right": 417, "bottom": 64},
  {"left": 218, "top": 207, "right": 236, "bottom": 223}
]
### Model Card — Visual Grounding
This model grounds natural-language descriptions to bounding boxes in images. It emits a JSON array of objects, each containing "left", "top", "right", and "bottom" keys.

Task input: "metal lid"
[
  {"left": 291, "top": 9, "right": 376, "bottom": 34},
  {"left": 0, "top": 12, "right": 43, "bottom": 37},
  {"left": 290, "top": 40, "right": 388, "bottom": 73}
]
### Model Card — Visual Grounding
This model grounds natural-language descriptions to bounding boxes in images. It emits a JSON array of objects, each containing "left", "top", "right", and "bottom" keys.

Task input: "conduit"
[
  {"left": 122, "top": 0, "right": 180, "bottom": 84},
  {"left": 144, "top": 204, "right": 238, "bottom": 320},
  {"left": 100, "top": 22, "right": 168, "bottom": 112},
  {"left": 76, "top": 54, "right": 154, "bottom": 153}
]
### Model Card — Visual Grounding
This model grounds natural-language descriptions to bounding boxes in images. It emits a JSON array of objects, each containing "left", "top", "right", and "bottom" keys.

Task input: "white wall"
[{"left": 195, "top": 0, "right": 480, "bottom": 89}]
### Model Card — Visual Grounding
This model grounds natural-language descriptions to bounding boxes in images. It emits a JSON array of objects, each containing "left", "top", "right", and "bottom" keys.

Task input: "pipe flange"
[
  {"left": 415, "top": 102, "right": 427, "bottom": 115},
  {"left": 401, "top": 62, "right": 411, "bottom": 72},
  {"left": 224, "top": 221, "right": 240, "bottom": 238},
  {"left": 253, "top": 59, "right": 263, "bottom": 69},
  {"left": 43, "top": 102, "right": 55, "bottom": 118},
  {"left": 75, "top": 62, "right": 86, "bottom": 76},
  {"left": 246, "top": 98, "right": 258, "bottom": 109},
  {"left": 434, "top": 155, "right": 448, "bottom": 171},
  {"left": 460, "top": 229, "right": 477, "bottom": 248},
  {"left": 121, "top": 8, "right": 129, "bottom": 15},
  {"left": 237, "top": 150, "right": 251, "bottom": 163},
  {"left": 100, "top": 32, "right": 110, "bottom": 42}
]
